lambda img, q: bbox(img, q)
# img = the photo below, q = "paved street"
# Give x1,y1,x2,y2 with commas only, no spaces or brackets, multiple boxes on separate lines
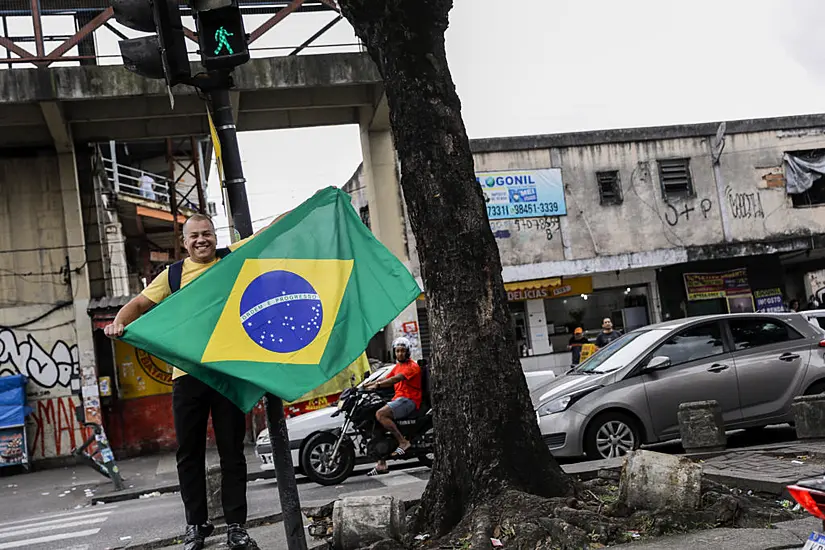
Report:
0,423,818,549
0,465,429,549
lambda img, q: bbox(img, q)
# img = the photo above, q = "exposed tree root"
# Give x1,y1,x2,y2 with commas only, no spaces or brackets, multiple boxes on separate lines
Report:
389,476,805,550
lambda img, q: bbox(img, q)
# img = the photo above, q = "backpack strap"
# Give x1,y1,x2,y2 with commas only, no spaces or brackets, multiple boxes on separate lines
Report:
168,247,232,294
168,260,185,294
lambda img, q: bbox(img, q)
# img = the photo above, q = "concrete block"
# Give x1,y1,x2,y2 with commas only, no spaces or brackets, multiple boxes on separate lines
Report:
793,395,825,439
205,463,223,520
619,450,703,511
678,400,726,452
332,496,405,550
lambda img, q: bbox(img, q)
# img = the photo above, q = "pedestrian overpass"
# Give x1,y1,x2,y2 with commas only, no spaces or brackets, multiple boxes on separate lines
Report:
0,1,416,461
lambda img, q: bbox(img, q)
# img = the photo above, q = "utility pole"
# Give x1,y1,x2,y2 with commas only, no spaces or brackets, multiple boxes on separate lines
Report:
209,83,308,550
111,1,307,548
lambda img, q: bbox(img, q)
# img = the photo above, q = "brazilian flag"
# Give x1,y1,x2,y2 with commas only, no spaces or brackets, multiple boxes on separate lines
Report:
121,187,421,413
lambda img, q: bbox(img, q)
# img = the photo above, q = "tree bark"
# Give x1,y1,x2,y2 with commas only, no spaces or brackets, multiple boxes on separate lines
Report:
338,0,572,537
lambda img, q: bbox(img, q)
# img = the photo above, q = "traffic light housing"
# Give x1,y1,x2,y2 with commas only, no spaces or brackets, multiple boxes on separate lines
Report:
112,0,191,86
192,0,250,71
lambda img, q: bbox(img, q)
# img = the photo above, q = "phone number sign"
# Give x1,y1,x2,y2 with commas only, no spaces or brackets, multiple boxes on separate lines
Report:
479,169,567,220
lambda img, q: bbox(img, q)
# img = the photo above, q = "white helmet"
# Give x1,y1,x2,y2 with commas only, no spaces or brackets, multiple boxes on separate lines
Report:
391,337,411,361
392,336,411,350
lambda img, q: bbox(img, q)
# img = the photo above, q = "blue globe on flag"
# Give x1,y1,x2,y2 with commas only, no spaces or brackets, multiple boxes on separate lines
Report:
239,270,323,353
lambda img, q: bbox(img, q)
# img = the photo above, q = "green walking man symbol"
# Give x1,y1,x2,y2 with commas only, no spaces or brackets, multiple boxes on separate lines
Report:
214,26,235,55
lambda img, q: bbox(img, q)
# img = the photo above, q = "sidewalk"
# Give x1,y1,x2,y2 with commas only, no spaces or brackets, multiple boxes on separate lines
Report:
615,517,820,549
563,434,825,496
90,444,273,503
151,518,326,549
142,511,820,550
0,444,272,506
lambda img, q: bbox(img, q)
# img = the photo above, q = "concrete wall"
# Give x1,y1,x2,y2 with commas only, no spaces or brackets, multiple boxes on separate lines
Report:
401,124,825,282
0,152,95,461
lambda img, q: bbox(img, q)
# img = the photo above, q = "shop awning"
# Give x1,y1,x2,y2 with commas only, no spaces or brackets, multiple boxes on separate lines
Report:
503,278,562,292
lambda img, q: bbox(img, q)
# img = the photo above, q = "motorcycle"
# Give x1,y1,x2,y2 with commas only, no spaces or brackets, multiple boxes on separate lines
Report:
788,478,825,549
298,387,434,486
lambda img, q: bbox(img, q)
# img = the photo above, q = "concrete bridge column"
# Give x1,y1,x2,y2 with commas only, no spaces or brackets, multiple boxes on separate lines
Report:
359,103,423,361
44,95,98,402
57,148,97,386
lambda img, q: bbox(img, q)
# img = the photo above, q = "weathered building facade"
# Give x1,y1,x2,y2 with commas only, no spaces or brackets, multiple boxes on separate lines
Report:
352,114,825,369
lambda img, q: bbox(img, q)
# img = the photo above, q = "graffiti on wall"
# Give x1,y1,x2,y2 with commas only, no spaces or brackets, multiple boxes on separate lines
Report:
725,186,765,219
490,217,560,241
664,199,713,227
0,329,78,390
28,395,90,458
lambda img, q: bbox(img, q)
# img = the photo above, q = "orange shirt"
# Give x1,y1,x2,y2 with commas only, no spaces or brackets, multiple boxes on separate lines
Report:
389,360,422,409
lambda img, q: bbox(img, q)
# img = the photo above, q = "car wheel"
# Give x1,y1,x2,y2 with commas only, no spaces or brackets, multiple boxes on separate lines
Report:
417,451,434,468
300,431,355,486
417,428,434,468
584,412,640,460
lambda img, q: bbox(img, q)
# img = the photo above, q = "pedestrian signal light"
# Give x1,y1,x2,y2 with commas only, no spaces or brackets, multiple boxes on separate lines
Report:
194,3,249,70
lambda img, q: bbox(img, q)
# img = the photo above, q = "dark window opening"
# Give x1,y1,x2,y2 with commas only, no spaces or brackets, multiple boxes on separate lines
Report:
788,149,825,208
658,158,694,199
597,171,623,205
792,175,825,207
359,205,371,229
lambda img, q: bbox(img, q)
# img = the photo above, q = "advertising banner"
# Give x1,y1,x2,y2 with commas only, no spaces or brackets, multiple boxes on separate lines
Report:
506,277,593,302
754,288,785,312
479,169,566,220
115,341,174,399
0,428,25,466
684,269,750,301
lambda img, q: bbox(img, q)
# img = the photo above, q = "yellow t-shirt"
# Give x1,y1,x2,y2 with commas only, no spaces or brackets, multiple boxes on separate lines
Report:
141,239,249,380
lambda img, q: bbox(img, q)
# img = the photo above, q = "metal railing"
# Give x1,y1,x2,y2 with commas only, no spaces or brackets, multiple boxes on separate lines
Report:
100,155,199,211
0,0,360,69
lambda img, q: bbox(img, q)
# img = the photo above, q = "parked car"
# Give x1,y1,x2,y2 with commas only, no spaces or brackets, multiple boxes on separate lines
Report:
531,313,825,460
802,309,825,332
255,365,558,472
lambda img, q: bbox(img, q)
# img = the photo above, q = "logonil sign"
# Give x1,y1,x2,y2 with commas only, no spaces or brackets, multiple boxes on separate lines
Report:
479,169,567,220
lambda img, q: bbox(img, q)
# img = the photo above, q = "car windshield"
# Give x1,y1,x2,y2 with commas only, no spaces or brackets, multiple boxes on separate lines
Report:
575,329,668,374
358,367,391,387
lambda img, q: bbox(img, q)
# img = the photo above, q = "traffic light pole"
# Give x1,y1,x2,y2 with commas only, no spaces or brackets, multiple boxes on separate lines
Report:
208,85,308,550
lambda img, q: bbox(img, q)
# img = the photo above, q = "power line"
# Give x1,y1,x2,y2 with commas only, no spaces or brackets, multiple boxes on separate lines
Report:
0,301,72,330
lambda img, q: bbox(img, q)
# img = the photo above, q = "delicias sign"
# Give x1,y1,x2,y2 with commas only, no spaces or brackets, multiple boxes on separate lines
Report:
506,277,593,302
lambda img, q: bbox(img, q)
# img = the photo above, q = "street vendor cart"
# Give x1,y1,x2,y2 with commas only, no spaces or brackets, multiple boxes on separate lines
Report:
0,375,31,470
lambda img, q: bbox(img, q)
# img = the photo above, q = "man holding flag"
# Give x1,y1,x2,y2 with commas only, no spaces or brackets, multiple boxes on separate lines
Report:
105,213,271,550
104,188,421,550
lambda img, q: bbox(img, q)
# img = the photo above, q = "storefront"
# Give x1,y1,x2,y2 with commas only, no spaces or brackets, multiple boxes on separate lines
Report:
505,276,653,368
657,255,790,320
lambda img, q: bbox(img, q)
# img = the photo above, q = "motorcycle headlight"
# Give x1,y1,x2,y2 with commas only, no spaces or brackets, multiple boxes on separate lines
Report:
537,395,573,417
337,399,345,410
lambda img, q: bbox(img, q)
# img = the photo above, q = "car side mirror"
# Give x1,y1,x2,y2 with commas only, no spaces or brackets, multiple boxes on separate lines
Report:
644,356,671,372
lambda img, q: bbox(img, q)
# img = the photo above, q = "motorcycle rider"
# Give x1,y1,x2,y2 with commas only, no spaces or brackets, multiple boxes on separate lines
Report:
363,337,422,476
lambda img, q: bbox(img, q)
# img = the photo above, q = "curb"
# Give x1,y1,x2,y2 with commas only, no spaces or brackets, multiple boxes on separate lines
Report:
92,470,279,504
125,513,283,549
703,471,790,496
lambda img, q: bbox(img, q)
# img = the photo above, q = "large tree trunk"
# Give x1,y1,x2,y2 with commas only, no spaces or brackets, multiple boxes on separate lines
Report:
338,0,572,537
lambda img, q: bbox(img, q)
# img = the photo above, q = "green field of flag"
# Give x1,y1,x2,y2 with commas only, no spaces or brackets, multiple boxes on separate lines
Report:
121,187,421,412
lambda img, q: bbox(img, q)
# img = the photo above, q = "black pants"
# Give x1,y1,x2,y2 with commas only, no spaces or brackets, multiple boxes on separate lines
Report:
172,375,247,525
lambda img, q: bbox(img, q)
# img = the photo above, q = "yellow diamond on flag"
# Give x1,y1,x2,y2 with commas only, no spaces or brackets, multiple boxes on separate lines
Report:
201,258,354,365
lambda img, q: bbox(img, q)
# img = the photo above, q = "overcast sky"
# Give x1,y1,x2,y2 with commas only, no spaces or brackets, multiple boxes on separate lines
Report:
14,0,825,243
207,0,825,244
